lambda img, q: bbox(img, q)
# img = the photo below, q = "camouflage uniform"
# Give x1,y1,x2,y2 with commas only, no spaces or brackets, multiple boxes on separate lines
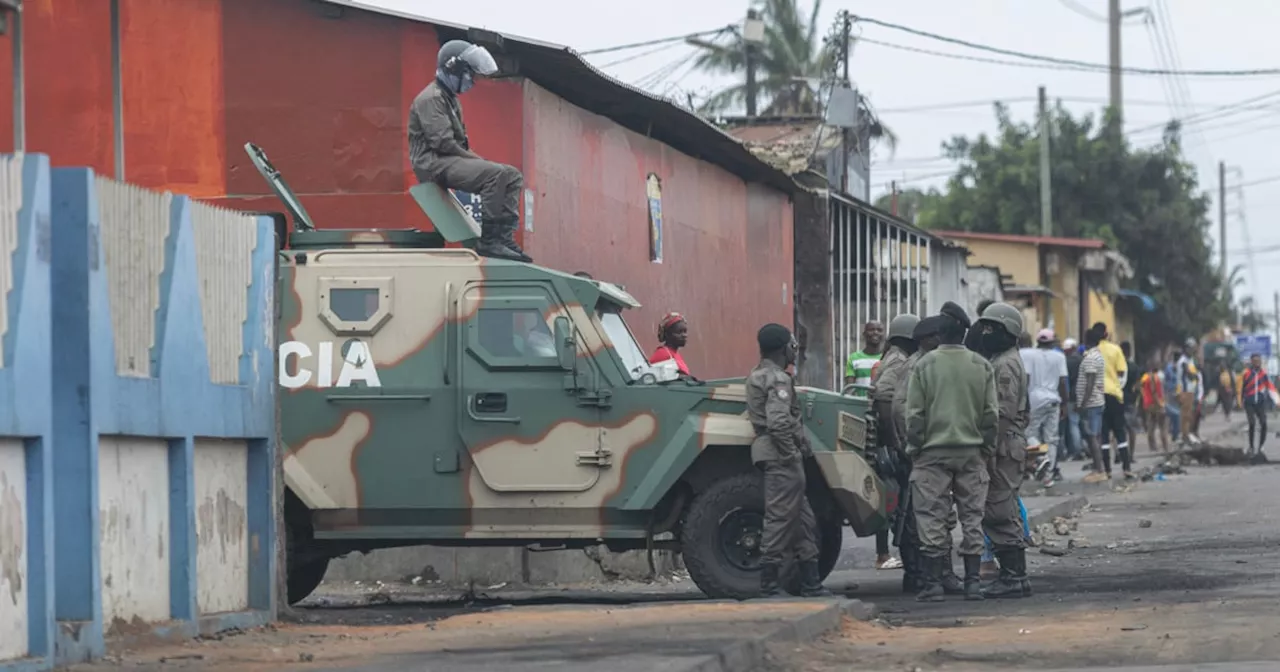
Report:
976,303,1033,599
747,359,819,571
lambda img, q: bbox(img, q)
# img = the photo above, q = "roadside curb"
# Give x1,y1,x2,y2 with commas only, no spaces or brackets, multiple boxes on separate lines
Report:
1028,495,1090,530
681,598,879,672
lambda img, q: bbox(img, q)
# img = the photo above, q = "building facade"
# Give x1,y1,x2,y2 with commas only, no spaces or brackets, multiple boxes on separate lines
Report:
0,0,797,378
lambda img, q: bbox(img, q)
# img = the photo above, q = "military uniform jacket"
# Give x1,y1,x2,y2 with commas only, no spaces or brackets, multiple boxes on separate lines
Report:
408,81,471,180
870,347,910,404
991,347,1030,442
746,359,810,463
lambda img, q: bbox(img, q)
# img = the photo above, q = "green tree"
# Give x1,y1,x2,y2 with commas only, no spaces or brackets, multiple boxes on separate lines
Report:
690,0,895,151
913,104,1228,348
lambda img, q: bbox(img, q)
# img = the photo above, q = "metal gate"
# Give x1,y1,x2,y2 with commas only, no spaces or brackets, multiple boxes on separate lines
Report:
828,194,937,391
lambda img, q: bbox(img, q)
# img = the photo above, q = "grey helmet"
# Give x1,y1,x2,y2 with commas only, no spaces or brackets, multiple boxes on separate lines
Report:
437,40,499,94
978,302,1024,337
888,313,921,341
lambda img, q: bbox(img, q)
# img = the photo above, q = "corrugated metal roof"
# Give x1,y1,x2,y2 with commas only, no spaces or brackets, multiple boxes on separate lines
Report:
721,118,842,176
934,230,1106,249
317,0,798,194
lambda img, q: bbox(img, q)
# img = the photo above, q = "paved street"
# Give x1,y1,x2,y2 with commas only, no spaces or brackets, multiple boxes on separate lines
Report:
764,421,1280,672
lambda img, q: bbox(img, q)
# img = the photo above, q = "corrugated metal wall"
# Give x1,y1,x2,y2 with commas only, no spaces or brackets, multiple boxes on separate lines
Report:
96,176,169,378
522,82,794,378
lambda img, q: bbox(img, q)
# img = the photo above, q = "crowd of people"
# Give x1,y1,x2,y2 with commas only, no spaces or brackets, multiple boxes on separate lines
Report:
641,297,1275,602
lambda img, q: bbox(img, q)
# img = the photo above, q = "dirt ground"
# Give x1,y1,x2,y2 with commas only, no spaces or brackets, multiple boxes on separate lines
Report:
68,600,830,671
762,459,1280,672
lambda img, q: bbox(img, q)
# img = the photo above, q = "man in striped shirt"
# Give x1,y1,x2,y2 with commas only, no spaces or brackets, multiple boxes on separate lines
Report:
845,321,886,396
1075,331,1109,483
1241,353,1276,456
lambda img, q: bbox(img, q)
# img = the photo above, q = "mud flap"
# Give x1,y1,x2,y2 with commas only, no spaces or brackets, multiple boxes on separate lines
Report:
812,451,895,537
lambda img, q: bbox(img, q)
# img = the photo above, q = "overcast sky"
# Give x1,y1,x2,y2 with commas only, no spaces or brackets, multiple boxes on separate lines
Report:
369,0,1280,324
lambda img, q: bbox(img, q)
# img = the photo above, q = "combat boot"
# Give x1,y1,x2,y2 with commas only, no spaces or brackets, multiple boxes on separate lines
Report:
475,222,526,262
961,554,984,601
495,216,533,263
982,548,1029,599
939,557,964,596
915,555,945,603
759,563,781,598
799,559,834,598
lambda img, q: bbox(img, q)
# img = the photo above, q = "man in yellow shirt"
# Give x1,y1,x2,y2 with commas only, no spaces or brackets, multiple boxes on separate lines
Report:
1090,322,1131,479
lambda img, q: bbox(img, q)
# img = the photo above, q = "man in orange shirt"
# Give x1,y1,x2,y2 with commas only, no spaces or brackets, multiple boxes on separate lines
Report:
1139,359,1170,453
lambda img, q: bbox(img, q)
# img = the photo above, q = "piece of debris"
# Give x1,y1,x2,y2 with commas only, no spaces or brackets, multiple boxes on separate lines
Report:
1019,628,1032,635
487,582,508,591
1105,542,1119,550
1069,537,1091,549
299,652,315,662
1121,624,1148,631
159,654,205,662
1040,546,1069,557
1138,519,1153,528
411,575,423,586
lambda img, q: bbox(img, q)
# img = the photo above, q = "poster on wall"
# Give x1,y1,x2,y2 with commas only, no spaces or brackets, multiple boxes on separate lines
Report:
646,173,663,263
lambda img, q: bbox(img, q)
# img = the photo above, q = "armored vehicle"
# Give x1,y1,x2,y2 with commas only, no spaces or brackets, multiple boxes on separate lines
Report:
246,143,896,605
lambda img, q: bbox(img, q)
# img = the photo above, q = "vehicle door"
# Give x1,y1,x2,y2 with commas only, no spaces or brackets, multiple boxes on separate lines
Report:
457,281,607,493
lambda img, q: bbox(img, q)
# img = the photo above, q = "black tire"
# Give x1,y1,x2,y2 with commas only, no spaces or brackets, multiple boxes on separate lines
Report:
681,472,840,600
285,502,328,605
682,472,772,600
287,556,329,605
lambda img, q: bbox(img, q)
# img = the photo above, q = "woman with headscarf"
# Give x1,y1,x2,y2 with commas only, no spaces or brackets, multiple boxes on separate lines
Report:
650,312,691,376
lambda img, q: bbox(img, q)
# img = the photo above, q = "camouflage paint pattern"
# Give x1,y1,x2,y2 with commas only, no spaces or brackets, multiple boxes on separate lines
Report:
250,141,892,551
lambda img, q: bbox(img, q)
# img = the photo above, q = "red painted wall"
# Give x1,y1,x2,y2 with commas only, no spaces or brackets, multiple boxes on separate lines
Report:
522,83,794,379
206,0,524,240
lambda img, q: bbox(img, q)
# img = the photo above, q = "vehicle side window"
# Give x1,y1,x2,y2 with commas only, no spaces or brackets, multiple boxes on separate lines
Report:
318,277,392,336
465,287,561,369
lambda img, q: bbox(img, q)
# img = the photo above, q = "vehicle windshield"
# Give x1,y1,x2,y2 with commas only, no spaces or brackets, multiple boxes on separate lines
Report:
598,308,653,381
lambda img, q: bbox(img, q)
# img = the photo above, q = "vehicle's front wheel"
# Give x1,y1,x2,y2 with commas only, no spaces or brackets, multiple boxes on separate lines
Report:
285,498,329,605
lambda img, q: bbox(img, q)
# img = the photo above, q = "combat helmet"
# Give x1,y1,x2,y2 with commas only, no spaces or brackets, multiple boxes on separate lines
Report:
978,302,1024,336
888,313,921,341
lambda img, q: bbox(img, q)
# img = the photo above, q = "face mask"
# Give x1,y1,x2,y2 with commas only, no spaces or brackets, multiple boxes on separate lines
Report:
981,330,1016,355
457,70,475,94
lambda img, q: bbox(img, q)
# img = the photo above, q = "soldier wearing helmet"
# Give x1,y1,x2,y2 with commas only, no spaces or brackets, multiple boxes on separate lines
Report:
870,313,921,456
408,39,532,263
974,302,1032,599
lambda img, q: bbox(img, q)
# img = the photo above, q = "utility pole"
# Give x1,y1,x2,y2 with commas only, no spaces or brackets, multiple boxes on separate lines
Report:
743,9,764,117
1108,0,1123,125
1219,161,1227,280
890,181,898,216
1273,291,1278,370
838,10,852,193
1038,86,1052,238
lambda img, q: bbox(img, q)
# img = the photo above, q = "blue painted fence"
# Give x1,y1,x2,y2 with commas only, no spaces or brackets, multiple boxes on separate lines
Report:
0,155,277,671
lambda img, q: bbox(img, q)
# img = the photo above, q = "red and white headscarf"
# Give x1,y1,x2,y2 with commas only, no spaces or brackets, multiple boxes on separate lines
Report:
657,312,686,342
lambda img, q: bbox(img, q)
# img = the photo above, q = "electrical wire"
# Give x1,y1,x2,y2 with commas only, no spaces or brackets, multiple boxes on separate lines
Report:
597,41,686,69
853,15,1280,77
579,27,734,56
1234,173,1280,189
1126,88,1280,134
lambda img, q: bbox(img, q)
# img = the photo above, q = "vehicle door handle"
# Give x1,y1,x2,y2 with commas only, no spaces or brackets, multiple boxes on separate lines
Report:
468,393,520,424
475,393,507,412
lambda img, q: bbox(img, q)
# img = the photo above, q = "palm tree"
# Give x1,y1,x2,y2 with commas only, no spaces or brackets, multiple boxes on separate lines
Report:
689,0,896,152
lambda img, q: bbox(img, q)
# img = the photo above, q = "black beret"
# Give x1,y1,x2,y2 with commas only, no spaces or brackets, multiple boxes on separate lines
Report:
939,301,971,329
757,323,792,352
912,315,947,340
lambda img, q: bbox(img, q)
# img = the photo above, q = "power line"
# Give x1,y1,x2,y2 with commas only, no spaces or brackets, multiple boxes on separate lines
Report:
874,94,1234,114
853,15,1280,77
1235,173,1280,189
1057,0,1107,22
579,27,734,56
1126,88,1280,134
597,41,685,69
